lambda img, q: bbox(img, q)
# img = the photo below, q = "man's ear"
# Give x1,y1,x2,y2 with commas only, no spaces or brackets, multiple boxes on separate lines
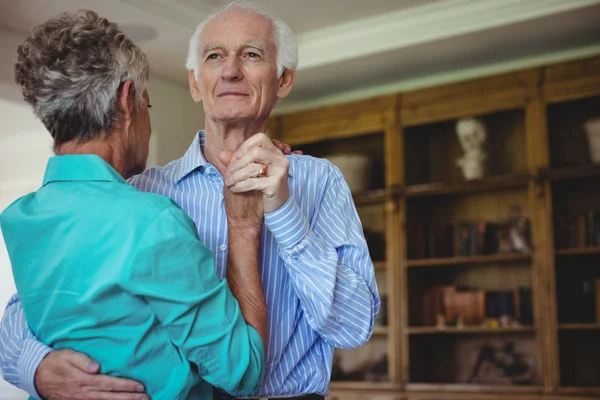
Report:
118,80,136,122
277,69,295,99
189,71,202,103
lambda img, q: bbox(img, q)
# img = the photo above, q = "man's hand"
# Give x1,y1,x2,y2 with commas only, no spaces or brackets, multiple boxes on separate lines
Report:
272,138,302,155
35,350,147,400
224,133,290,214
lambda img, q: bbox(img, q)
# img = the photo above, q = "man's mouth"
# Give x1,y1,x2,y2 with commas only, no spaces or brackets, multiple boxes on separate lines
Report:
218,91,249,97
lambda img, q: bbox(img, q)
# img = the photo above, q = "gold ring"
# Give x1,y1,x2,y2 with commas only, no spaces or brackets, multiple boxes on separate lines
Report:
257,164,267,177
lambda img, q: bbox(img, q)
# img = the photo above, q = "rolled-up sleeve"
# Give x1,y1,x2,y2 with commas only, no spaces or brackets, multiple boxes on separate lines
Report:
125,206,264,396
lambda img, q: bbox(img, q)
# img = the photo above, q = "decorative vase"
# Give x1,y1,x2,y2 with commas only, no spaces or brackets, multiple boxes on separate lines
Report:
324,153,372,194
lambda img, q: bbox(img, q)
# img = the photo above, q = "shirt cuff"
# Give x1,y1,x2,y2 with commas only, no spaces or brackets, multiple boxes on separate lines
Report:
18,338,52,400
264,197,309,251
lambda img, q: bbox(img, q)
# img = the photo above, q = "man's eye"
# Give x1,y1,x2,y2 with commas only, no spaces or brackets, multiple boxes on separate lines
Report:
207,53,219,60
246,52,259,58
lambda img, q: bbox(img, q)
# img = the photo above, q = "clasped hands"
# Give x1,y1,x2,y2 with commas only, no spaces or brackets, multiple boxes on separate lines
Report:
219,133,297,220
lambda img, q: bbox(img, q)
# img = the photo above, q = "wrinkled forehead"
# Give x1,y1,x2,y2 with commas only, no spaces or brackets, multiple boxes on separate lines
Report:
200,9,275,51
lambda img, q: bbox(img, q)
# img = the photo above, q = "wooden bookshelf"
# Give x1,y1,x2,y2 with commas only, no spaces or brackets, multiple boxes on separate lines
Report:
273,54,600,399
408,326,534,335
559,323,600,330
406,253,531,268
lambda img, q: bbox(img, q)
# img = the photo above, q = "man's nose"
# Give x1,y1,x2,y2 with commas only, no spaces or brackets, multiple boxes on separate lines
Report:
221,56,243,81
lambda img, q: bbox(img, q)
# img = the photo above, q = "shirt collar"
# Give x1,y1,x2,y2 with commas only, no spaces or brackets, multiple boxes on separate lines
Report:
42,154,128,186
173,129,294,184
174,130,208,184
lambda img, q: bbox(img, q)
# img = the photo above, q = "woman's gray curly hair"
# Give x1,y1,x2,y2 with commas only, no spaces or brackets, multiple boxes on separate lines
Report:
14,9,149,152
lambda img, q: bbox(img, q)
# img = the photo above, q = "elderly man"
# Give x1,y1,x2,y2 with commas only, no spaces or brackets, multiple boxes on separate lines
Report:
1,1,380,400
1,8,268,400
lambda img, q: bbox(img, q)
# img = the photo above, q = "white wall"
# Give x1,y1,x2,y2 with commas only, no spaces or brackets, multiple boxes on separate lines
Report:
147,78,205,166
0,27,204,399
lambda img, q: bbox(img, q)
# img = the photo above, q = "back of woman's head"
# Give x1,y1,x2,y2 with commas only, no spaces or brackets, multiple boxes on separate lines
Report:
14,9,149,152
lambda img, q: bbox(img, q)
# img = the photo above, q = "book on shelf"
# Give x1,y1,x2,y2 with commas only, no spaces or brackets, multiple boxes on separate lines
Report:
410,219,531,259
422,285,533,328
556,209,600,249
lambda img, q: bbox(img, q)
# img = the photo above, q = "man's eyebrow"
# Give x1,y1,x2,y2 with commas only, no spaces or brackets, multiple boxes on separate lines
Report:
202,44,222,55
202,42,266,55
243,42,264,52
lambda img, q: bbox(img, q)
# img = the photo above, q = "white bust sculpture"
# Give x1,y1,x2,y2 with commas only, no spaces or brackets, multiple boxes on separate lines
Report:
455,117,487,180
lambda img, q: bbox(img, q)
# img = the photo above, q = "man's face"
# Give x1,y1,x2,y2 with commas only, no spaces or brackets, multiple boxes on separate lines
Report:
128,89,151,175
192,10,286,122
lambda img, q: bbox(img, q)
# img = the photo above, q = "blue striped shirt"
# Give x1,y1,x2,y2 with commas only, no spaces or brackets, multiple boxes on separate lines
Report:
1,130,380,397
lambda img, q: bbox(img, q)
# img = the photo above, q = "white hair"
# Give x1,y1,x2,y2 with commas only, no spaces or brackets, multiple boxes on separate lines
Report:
185,0,298,78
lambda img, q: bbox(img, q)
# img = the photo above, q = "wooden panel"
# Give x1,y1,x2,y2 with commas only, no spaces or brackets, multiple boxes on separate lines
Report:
401,69,539,127
382,96,405,386
278,95,395,145
543,55,600,103
525,95,559,393
525,97,559,392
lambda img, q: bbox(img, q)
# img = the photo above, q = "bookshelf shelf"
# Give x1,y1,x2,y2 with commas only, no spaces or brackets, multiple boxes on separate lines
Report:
373,326,389,335
556,247,600,256
408,326,534,335
352,187,403,206
406,253,531,268
352,189,387,206
329,381,401,391
547,164,600,181
405,173,529,198
558,323,600,330
406,383,542,394
558,386,600,395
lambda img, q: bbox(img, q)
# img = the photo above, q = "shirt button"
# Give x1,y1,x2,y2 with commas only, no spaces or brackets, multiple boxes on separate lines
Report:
220,244,227,251
205,167,212,174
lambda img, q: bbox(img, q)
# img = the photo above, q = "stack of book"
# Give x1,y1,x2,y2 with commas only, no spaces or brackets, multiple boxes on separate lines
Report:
410,219,531,259
556,209,600,249
422,285,533,327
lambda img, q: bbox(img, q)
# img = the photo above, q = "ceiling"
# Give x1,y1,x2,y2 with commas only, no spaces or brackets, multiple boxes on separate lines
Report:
0,0,599,113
